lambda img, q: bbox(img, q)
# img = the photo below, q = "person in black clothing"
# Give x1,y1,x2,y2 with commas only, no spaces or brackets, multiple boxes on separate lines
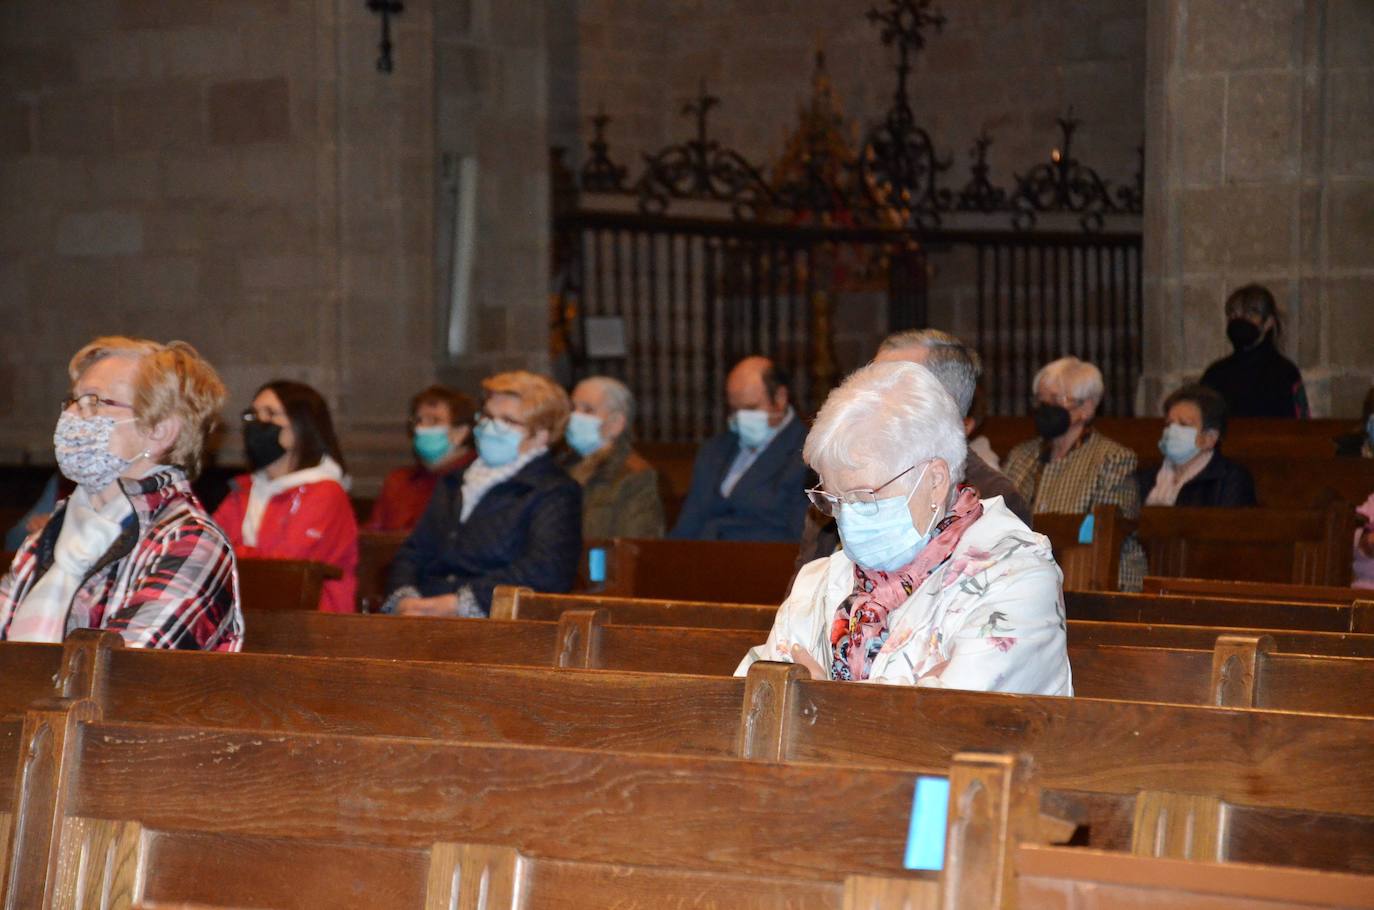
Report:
1335,386,1374,458
1137,384,1256,507
1200,284,1309,419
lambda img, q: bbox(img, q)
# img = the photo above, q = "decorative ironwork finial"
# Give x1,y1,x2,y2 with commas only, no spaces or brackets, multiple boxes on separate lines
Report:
866,0,946,106
683,80,721,150
366,0,404,73
580,106,628,192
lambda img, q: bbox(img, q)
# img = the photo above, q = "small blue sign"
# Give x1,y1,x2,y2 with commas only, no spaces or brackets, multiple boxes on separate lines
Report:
587,547,607,584
1077,512,1095,544
903,776,950,871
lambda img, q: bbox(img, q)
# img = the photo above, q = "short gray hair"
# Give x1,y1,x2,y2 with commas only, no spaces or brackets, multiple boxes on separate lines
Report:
877,328,981,416
1033,356,1104,405
804,360,967,491
579,375,635,424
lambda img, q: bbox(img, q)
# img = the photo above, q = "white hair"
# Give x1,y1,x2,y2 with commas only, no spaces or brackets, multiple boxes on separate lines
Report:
579,375,634,423
804,360,967,492
1033,356,1104,405
877,328,981,416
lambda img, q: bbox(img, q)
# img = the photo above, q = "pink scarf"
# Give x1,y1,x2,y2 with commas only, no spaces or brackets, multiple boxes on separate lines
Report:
829,486,984,681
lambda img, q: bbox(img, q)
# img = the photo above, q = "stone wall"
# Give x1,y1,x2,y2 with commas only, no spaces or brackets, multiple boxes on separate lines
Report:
1141,0,1374,417
0,0,438,490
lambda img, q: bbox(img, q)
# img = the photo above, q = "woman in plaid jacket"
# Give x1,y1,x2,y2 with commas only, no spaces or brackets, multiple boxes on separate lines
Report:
0,337,242,650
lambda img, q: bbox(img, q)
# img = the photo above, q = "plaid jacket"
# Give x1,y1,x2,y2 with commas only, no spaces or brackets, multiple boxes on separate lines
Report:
0,468,243,650
1003,430,1148,592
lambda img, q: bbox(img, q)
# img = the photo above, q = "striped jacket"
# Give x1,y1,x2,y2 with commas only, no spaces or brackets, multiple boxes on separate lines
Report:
0,468,243,650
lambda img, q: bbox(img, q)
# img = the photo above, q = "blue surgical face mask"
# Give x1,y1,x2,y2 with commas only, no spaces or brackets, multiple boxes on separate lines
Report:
1366,414,1374,446
473,418,523,468
412,425,454,467
1159,423,1200,465
729,408,771,449
566,412,605,458
835,463,939,572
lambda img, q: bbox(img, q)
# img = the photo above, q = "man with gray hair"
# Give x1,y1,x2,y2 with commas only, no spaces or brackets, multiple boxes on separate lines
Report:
796,329,1031,568
563,376,665,540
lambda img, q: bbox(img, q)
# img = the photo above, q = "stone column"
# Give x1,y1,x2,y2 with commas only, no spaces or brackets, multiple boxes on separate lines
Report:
1141,0,1374,416
435,0,551,394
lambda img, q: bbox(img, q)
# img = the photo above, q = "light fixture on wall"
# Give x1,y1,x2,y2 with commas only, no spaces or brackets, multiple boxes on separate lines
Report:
366,0,404,73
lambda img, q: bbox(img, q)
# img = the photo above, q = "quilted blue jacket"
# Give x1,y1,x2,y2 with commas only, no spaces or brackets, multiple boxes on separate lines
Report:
386,453,582,614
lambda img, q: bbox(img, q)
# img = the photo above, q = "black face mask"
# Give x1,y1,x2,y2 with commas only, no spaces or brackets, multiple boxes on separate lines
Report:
1226,317,1263,351
1033,403,1072,440
243,421,287,470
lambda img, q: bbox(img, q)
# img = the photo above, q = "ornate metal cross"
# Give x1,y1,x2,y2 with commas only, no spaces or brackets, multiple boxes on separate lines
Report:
366,0,404,73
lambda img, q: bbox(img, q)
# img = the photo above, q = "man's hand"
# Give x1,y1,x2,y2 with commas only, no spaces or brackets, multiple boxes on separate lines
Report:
395,595,460,617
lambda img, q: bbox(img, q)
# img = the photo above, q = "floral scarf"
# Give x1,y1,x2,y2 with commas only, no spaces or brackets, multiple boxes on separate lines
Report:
829,485,984,681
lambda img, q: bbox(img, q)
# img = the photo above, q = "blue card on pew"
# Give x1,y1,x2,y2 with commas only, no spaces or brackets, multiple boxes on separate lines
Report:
904,776,950,871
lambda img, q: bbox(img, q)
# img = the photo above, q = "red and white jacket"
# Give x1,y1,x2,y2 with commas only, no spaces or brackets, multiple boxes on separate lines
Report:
212,457,359,614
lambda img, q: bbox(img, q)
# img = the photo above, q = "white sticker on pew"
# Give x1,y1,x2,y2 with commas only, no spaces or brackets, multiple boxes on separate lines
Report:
903,776,949,871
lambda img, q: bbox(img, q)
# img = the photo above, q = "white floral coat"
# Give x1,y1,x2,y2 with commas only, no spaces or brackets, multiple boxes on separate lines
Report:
735,497,1073,695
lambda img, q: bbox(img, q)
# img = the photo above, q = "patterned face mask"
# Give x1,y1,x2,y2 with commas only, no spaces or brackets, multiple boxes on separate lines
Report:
54,412,135,494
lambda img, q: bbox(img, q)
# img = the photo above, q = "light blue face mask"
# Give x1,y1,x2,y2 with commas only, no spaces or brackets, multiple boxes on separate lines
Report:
1159,423,1200,465
473,417,523,467
836,463,939,572
566,412,605,458
412,425,454,467
729,408,771,449
1366,414,1374,446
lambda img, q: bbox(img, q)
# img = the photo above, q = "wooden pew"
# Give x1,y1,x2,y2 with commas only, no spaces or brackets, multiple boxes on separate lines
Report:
1137,504,1357,586
239,609,1374,716
496,585,1374,656
1143,575,1373,606
592,537,798,602
355,529,408,612
1067,589,1374,633
5,658,1374,904
1031,505,1133,592
236,556,344,612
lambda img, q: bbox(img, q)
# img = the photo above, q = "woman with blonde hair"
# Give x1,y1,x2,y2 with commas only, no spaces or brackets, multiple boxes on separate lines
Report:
0,336,242,649
384,370,582,617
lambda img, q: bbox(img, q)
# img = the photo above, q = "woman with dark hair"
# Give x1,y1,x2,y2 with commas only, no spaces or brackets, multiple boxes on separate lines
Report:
1336,386,1374,458
213,380,358,613
1200,284,1309,418
1136,384,1256,508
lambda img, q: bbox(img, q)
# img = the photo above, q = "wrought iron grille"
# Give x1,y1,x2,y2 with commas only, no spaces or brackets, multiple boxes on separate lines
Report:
549,0,1144,441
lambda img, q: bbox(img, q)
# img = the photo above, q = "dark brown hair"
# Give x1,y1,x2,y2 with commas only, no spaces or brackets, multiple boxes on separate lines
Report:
256,380,346,473
1164,383,1230,439
408,384,476,432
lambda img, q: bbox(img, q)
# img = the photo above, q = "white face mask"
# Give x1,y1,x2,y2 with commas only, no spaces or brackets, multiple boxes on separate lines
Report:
54,412,136,493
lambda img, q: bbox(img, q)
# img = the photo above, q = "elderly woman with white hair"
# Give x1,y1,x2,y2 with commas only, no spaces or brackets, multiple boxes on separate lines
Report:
562,375,665,540
736,361,1071,695
1003,356,1146,590
0,336,242,650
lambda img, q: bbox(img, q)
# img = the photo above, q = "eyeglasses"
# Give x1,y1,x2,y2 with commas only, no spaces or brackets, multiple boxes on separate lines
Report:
61,393,133,418
477,413,526,430
240,408,285,425
805,464,917,518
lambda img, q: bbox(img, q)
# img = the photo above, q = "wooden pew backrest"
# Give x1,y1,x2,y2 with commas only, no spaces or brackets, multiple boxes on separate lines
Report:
1136,504,1356,586
597,538,797,603
356,529,408,612
1034,505,1132,591
237,557,344,612
1142,575,1371,606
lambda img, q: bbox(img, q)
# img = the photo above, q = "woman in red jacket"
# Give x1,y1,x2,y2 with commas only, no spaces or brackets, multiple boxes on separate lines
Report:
213,381,358,613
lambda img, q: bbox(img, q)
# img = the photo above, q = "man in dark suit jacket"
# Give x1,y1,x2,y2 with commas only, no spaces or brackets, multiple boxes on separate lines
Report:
669,356,809,542
794,329,1033,571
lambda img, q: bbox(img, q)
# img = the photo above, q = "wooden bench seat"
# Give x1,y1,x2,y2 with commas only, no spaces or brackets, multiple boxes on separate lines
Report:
9,701,1374,909
237,557,344,613
495,585,1374,656
238,609,1374,716
1143,575,1374,605
1068,589,1374,633
2,636,1374,862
